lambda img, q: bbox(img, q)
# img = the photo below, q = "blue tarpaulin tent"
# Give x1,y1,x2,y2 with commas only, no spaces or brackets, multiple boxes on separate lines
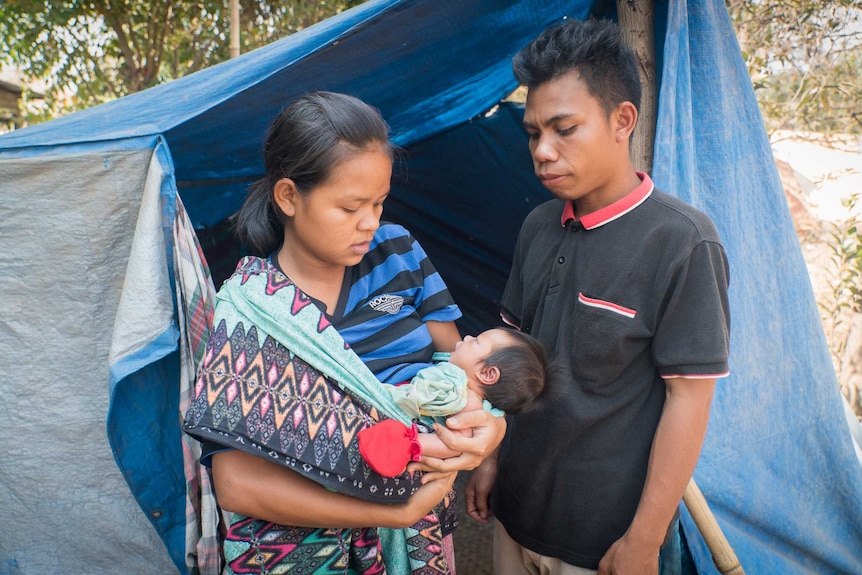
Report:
1,0,860,573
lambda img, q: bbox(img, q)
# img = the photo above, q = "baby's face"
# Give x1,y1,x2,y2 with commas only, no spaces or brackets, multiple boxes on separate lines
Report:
448,328,511,371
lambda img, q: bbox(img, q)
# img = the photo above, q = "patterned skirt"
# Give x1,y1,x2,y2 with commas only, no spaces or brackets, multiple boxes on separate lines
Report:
223,517,386,575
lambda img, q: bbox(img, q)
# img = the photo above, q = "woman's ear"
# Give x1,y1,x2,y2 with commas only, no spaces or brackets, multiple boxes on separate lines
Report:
478,364,501,386
613,101,638,142
273,177,298,217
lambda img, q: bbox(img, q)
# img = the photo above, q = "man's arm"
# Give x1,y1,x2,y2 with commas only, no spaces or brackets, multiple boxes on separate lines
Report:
464,446,500,523
599,376,716,575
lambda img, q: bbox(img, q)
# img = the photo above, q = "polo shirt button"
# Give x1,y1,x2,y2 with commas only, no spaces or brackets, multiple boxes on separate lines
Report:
558,256,566,264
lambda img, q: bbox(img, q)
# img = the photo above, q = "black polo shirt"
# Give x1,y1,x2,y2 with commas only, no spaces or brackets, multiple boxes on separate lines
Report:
492,174,730,569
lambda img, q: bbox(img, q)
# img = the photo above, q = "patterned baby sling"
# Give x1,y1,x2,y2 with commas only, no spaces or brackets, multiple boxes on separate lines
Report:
183,256,451,574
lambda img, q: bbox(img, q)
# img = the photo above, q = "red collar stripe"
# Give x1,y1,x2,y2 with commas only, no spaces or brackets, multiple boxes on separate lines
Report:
561,172,655,229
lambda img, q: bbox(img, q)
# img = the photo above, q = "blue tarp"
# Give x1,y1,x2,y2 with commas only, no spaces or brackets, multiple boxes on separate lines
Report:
1,0,860,573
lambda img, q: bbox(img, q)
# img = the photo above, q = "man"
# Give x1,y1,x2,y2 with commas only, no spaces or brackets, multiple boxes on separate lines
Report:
464,18,731,575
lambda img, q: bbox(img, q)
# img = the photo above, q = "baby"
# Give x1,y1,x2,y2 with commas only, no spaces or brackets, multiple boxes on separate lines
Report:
358,327,548,477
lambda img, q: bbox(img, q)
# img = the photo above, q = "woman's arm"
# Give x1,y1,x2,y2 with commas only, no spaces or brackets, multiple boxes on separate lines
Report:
426,320,461,352
212,449,456,529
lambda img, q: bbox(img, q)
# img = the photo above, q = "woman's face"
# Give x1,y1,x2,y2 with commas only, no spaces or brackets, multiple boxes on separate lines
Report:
285,146,392,269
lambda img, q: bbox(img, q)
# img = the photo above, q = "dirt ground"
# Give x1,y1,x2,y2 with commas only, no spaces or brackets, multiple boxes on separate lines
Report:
452,471,494,575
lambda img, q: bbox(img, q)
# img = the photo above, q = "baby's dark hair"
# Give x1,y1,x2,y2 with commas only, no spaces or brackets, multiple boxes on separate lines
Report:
482,329,548,414
512,18,641,117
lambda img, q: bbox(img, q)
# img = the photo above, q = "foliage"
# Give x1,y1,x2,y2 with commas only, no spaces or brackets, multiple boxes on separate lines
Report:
729,2,862,420
819,192,862,416
0,0,367,120
726,0,862,139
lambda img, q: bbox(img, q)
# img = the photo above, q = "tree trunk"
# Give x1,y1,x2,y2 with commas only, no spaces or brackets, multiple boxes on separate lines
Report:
616,0,658,174
230,0,241,58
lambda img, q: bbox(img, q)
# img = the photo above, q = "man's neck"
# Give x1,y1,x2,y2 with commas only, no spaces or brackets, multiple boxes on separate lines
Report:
573,169,642,218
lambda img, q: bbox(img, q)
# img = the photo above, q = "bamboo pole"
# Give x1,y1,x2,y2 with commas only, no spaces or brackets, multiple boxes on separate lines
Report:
684,479,746,575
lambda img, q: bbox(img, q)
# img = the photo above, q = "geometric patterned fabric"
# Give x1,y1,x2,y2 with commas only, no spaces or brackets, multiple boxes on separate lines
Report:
182,256,449,573
221,513,451,574
223,518,386,574
183,256,423,501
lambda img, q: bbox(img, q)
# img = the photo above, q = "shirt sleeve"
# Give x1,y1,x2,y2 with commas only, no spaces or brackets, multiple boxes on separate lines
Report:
385,363,469,417
653,239,731,379
199,438,232,467
500,231,526,329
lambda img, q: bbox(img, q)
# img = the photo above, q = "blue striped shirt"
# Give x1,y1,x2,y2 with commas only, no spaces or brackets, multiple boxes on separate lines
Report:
336,223,461,383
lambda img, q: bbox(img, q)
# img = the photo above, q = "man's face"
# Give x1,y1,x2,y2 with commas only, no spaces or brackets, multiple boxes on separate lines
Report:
523,71,623,211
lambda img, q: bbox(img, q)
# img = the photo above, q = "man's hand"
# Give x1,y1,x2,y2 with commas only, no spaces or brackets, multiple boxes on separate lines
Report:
597,535,659,575
407,409,506,481
465,455,498,523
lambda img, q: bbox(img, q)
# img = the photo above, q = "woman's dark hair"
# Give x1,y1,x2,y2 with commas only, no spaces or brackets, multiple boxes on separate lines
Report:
234,91,394,255
512,18,642,117
482,329,549,414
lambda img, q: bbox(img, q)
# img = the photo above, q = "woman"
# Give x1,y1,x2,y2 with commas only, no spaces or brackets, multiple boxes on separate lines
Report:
184,91,506,574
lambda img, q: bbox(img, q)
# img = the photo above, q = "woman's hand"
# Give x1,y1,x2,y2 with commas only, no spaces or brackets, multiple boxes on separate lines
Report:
389,470,458,528
408,409,506,481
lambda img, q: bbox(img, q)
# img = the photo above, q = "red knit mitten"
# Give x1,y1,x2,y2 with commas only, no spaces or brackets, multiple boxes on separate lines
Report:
358,419,421,478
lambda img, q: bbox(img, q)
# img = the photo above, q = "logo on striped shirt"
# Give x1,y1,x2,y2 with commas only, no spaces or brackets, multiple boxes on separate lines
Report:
369,294,404,314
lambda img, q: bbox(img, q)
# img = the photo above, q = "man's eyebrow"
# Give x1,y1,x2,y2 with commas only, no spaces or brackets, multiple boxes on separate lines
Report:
523,113,574,129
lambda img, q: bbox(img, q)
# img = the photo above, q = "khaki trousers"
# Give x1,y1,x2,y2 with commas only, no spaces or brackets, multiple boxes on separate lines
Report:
493,520,598,575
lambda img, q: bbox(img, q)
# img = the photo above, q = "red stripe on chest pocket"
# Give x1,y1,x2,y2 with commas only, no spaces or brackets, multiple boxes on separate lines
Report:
577,292,637,319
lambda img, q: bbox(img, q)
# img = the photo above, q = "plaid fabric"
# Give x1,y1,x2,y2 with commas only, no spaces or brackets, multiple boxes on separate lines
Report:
173,195,222,575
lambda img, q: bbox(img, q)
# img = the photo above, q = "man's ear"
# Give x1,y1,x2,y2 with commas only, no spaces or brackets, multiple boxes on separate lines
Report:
273,177,299,217
613,101,638,142
478,364,501,386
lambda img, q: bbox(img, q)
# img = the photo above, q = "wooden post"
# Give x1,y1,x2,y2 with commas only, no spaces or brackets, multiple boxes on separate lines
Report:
616,0,658,174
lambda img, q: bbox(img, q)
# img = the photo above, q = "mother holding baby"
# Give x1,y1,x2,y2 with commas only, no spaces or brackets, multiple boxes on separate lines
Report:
183,91,506,574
